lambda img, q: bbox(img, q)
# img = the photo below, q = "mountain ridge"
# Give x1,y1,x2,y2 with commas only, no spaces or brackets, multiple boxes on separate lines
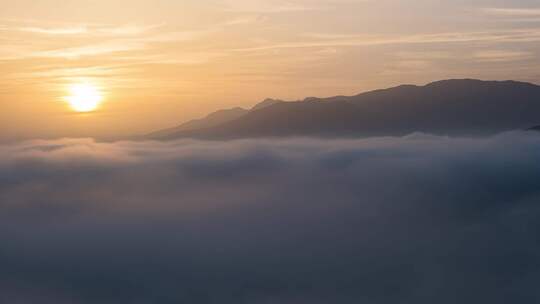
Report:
148,79,540,140
146,98,285,138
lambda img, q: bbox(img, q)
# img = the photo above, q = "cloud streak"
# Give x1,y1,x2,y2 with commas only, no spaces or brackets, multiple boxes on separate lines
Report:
1,133,540,303
234,29,540,53
16,23,163,36
483,8,540,17
473,50,533,62
18,26,89,35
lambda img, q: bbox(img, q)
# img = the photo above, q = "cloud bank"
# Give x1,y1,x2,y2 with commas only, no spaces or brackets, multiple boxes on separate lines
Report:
1,133,540,303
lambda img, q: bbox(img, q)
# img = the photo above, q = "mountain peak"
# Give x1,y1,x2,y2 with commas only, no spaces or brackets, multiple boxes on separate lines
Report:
426,79,483,86
252,98,284,111
425,79,536,88
147,107,248,139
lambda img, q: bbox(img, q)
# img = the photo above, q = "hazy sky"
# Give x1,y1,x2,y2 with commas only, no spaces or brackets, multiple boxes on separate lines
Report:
1,0,540,139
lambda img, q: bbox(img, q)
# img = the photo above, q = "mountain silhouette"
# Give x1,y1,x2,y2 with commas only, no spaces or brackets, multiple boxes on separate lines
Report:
148,107,248,138
149,79,540,140
147,98,285,138
251,98,284,111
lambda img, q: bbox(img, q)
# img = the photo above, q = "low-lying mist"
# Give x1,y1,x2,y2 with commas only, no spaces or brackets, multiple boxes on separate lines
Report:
1,133,540,303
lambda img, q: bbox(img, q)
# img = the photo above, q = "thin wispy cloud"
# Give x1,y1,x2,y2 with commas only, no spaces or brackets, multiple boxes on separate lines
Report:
18,26,89,35
219,0,322,13
96,24,164,35
9,66,137,80
480,7,540,22
13,23,162,36
31,41,145,59
473,50,533,62
0,19,239,61
233,29,540,53
219,0,369,13
483,8,540,17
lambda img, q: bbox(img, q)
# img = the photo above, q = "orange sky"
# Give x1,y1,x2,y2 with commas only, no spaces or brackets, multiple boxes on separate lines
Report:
1,0,540,140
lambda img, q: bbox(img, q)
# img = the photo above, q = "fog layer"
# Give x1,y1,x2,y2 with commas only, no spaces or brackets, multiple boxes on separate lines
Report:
1,133,540,303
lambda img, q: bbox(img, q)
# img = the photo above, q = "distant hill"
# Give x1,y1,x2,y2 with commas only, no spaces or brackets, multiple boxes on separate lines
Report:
148,79,540,140
147,98,286,138
252,98,284,111
147,107,248,138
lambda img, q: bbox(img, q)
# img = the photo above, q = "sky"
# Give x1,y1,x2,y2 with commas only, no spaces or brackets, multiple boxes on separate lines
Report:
1,0,540,140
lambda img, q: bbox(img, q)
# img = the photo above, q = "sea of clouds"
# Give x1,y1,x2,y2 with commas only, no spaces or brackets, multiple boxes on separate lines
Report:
1,132,540,303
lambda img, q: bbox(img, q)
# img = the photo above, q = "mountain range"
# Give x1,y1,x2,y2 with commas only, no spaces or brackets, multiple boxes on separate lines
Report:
147,79,540,140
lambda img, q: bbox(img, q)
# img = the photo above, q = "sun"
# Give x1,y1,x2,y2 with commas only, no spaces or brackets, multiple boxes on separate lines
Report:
65,83,103,112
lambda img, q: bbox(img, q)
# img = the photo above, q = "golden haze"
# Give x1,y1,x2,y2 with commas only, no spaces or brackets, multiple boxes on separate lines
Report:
0,0,539,139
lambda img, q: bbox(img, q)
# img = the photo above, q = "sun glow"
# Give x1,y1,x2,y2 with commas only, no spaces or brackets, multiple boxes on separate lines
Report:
65,83,103,112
